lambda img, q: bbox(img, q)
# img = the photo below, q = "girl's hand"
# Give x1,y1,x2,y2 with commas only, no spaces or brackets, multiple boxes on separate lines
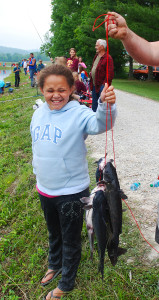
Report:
100,83,116,105
105,12,128,41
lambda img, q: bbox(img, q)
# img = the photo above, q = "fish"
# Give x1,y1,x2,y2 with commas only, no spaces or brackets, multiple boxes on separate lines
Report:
85,208,94,260
81,159,127,278
102,160,127,266
80,182,106,263
155,201,159,244
92,189,108,279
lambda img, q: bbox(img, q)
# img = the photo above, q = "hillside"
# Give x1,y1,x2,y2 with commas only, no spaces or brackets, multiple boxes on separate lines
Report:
0,45,39,54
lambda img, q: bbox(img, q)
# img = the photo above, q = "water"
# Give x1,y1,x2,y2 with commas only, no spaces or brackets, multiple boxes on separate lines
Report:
0,69,11,81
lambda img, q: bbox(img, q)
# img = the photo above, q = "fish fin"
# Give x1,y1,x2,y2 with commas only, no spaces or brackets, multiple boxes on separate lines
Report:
117,247,127,257
109,159,114,163
120,190,128,199
80,197,90,204
155,225,159,244
80,197,93,210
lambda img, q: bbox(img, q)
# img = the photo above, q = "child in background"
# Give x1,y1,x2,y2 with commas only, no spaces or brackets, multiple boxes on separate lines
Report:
13,63,21,87
67,48,79,72
30,64,117,300
72,72,86,95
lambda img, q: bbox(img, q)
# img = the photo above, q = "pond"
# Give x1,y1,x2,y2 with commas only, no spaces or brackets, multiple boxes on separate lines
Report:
0,69,11,81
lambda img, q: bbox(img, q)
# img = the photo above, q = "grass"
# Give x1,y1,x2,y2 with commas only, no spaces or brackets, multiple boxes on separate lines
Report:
0,72,159,299
113,78,159,101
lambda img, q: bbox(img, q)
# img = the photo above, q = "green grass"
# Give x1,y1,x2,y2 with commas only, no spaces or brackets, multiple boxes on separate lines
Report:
113,78,159,101
0,73,159,299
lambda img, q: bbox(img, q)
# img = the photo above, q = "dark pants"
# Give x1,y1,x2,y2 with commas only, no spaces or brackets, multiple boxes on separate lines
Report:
39,187,89,292
24,68,27,75
92,84,104,112
15,75,20,87
29,69,35,87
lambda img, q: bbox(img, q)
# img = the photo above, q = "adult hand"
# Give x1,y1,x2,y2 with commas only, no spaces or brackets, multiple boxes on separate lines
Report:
100,83,116,105
105,12,128,40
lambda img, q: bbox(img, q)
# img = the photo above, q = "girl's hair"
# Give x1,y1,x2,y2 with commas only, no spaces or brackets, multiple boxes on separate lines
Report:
70,48,76,53
55,56,67,66
38,64,75,90
78,66,85,73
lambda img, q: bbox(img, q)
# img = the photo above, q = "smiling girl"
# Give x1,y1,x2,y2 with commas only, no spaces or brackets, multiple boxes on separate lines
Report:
30,64,117,300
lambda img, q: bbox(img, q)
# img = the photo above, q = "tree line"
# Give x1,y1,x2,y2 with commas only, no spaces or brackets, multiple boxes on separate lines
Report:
0,52,50,63
41,0,159,77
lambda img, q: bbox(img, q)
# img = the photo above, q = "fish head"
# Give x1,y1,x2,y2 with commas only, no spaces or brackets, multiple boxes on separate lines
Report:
103,161,120,190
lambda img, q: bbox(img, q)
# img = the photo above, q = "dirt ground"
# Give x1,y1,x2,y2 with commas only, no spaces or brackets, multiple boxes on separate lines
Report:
86,89,159,262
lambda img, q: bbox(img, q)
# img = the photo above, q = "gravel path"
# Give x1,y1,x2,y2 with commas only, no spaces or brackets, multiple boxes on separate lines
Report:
86,89,159,262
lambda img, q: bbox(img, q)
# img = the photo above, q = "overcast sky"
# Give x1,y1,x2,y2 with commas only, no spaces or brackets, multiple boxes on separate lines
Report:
0,0,52,50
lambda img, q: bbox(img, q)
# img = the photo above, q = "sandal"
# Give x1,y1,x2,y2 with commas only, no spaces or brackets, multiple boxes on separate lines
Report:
43,289,63,299
41,268,62,287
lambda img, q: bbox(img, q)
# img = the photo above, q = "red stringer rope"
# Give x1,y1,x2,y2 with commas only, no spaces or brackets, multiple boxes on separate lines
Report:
93,14,159,254
122,198,159,254
93,14,116,167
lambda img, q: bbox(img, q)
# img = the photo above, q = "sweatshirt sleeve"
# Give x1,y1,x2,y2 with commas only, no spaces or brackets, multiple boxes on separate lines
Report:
77,99,117,135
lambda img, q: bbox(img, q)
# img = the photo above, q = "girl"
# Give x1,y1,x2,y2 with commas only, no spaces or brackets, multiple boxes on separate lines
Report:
66,48,79,72
30,64,117,300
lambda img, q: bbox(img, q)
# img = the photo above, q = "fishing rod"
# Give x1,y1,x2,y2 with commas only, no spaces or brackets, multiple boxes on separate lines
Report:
29,16,44,44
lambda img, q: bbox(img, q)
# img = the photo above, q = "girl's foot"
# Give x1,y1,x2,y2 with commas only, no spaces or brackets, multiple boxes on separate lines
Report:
41,268,63,286
46,287,66,299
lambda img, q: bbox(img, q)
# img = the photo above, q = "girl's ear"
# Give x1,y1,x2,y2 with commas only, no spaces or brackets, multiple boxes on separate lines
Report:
40,87,44,94
71,85,75,94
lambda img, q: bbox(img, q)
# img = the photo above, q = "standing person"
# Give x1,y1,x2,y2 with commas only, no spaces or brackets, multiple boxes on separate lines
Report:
27,53,36,87
23,59,27,75
0,80,5,94
37,60,45,72
78,56,87,72
106,12,159,66
30,64,117,300
90,39,114,112
67,48,79,72
13,63,21,87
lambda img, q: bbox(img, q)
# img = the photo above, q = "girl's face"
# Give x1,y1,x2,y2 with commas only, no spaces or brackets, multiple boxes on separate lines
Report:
70,49,76,58
41,75,74,111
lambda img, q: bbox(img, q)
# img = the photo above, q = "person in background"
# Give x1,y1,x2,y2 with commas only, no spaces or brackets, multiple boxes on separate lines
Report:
78,56,87,72
67,48,79,72
72,72,87,96
30,64,116,300
106,11,159,66
37,60,45,72
55,56,67,66
78,66,88,82
90,39,114,112
23,59,27,75
27,53,36,87
0,80,5,94
13,63,21,87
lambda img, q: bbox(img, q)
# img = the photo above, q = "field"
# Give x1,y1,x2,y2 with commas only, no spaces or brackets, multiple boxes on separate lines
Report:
0,71,159,299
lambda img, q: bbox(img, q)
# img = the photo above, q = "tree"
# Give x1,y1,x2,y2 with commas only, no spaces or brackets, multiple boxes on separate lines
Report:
116,2,159,79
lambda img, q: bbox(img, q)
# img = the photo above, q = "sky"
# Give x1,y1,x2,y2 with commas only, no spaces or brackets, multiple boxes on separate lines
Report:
0,0,52,50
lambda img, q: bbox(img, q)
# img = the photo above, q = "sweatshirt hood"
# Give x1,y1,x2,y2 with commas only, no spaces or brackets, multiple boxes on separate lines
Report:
44,100,79,114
